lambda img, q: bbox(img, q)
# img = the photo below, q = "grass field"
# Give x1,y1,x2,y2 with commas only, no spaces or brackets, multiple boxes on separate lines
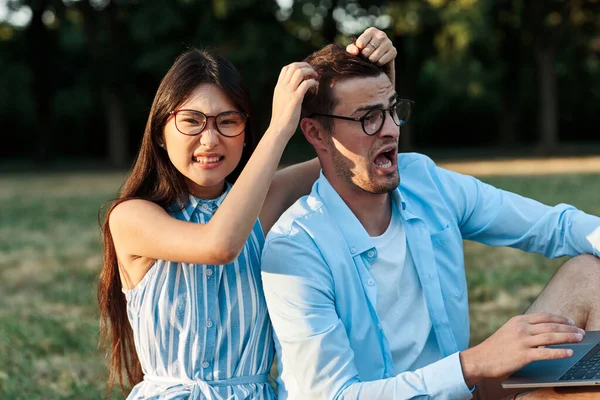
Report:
0,170,599,399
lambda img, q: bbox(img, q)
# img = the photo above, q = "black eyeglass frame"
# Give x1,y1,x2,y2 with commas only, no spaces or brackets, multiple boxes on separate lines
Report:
308,98,414,136
169,109,249,138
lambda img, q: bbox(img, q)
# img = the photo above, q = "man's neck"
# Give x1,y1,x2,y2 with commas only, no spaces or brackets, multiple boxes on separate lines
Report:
333,182,393,237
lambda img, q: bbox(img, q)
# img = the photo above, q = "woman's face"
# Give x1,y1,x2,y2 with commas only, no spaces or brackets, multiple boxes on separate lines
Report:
163,83,246,199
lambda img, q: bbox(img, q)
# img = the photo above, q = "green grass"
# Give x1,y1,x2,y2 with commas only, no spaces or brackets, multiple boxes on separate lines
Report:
0,172,125,400
0,171,598,399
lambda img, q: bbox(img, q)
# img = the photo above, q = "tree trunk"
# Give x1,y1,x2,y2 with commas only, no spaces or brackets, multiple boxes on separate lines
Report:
394,33,416,152
103,87,128,168
26,0,54,162
529,0,559,153
534,46,559,153
322,0,339,44
496,0,521,147
79,0,129,168
103,2,128,167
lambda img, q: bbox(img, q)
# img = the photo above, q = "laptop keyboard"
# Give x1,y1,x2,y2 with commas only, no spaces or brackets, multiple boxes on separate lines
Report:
559,343,600,381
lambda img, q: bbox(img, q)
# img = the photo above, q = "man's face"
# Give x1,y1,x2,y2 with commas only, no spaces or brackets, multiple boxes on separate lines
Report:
324,73,400,195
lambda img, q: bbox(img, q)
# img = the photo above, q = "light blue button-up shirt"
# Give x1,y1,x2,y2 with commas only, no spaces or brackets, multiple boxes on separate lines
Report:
261,153,600,400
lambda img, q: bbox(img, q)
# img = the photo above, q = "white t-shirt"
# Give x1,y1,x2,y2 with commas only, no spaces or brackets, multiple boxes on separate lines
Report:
369,201,441,374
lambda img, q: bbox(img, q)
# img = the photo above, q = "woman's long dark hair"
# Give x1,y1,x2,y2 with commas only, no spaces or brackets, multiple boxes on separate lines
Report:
97,49,257,396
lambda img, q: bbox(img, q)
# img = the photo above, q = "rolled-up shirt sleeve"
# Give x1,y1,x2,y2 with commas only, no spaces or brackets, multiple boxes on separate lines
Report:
434,167,600,258
261,235,473,400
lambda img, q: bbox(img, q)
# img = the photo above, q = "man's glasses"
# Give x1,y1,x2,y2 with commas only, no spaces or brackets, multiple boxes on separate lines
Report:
308,98,414,136
170,109,248,137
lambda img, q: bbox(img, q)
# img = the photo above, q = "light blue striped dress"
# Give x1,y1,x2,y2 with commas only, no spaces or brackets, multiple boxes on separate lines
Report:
123,186,275,399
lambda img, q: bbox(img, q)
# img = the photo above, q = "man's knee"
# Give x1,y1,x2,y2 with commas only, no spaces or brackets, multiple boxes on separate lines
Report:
527,255,600,324
555,254,600,285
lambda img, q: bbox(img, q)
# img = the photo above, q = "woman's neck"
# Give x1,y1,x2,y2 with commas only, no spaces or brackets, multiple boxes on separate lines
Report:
187,180,226,200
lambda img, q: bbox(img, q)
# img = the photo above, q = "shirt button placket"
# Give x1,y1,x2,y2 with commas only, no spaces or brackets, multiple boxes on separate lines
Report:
203,265,217,378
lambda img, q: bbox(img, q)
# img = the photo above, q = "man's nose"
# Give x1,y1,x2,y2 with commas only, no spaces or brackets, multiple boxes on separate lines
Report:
378,111,400,139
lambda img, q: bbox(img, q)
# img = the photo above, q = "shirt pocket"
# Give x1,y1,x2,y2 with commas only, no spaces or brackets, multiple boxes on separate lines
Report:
430,226,466,299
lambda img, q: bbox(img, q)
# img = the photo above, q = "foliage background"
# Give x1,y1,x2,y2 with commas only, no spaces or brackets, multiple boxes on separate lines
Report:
1,0,599,167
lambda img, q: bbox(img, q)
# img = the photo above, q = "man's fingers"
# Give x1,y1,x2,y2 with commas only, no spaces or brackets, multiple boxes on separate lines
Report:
528,331,584,349
529,346,574,362
355,27,378,49
376,52,395,67
346,43,360,55
528,322,585,336
367,45,390,63
522,312,575,326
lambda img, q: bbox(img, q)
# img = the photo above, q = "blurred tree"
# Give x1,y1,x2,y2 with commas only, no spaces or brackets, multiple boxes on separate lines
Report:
524,0,599,153
21,0,58,162
74,0,132,167
493,0,524,147
386,0,440,151
0,0,598,165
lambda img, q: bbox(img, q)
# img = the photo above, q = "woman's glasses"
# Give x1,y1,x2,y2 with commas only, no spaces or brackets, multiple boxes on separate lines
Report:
170,109,248,137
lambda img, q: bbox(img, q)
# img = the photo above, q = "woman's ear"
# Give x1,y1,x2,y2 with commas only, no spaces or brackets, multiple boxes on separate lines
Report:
300,118,330,152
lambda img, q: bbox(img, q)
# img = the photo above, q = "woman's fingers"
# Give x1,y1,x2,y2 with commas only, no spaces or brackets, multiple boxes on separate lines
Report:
289,67,318,91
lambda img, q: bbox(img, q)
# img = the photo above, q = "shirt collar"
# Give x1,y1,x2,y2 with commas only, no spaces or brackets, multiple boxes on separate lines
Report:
178,182,231,222
314,172,403,256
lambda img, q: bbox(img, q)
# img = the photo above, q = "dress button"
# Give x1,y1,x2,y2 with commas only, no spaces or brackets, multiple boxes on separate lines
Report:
367,250,375,258
367,279,375,286
206,319,213,328
350,247,356,254
201,204,209,210
202,361,210,368
205,268,213,276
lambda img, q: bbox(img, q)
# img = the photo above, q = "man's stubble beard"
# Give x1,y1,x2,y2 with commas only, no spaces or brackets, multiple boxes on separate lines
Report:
329,139,400,195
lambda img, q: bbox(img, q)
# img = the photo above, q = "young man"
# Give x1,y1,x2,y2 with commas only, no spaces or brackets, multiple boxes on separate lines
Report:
260,42,600,399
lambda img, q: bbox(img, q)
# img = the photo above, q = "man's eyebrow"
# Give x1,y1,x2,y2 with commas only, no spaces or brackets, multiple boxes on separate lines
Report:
351,93,399,115
353,103,384,114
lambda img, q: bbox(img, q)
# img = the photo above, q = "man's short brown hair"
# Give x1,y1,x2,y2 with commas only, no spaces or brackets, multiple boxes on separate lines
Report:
301,43,391,132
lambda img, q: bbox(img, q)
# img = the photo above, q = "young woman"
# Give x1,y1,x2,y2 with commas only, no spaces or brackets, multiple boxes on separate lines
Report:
98,28,396,399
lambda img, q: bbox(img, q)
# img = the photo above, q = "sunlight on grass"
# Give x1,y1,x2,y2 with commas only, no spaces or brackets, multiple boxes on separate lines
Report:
0,172,125,400
0,171,598,398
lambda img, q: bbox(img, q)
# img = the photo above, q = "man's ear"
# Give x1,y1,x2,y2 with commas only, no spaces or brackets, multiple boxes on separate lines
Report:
300,117,329,152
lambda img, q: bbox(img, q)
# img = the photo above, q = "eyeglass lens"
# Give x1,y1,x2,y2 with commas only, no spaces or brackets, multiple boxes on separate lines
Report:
363,101,412,135
175,110,246,137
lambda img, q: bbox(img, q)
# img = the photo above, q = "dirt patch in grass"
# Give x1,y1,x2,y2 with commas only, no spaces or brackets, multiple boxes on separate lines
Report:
439,155,600,176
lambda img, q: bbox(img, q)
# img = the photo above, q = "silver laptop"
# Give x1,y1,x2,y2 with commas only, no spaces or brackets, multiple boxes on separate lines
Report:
502,330,600,389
